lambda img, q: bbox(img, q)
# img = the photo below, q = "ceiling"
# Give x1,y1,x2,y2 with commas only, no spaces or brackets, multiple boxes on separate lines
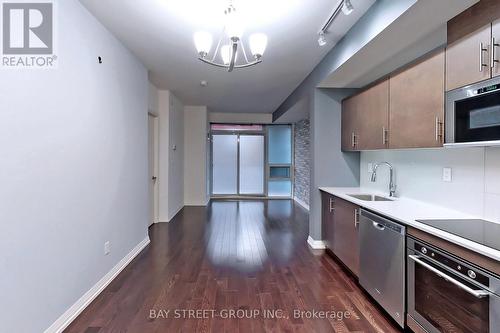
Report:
79,0,375,113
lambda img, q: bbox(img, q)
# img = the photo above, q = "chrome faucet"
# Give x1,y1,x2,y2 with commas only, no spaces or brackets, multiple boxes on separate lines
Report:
371,162,397,197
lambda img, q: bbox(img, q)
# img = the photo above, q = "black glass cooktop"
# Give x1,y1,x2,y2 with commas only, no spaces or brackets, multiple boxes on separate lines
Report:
416,219,500,252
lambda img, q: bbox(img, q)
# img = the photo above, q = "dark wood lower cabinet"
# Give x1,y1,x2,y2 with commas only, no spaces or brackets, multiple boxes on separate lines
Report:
321,191,335,249
322,192,360,277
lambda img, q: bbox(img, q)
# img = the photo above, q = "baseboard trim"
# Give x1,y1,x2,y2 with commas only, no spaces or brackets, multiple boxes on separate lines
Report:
293,196,310,211
307,236,326,250
44,237,151,333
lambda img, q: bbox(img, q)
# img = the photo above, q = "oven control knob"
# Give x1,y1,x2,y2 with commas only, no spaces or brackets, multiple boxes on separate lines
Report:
468,270,476,279
421,247,427,254
457,265,462,271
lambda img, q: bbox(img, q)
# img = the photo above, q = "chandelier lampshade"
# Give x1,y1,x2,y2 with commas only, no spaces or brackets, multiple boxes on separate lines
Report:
249,33,268,59
194,31,213,56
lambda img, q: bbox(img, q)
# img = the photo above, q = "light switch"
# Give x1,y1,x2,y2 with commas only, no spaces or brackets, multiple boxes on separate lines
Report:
443,167,452,182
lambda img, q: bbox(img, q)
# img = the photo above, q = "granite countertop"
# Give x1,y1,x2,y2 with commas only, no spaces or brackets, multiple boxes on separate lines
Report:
319,187,500,262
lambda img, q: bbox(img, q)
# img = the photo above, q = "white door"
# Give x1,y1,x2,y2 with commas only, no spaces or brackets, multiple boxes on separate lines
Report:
148,114,158,226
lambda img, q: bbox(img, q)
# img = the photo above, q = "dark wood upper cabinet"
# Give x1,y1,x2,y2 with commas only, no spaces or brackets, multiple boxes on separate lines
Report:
341,79,389,151
341,96,359,151
493,19,500,78
446,24,491,91
389,50,445,149
445,0,500,90
356,80,389,151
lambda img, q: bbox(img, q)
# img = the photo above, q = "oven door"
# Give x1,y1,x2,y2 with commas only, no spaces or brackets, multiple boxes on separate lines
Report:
407,248,500,333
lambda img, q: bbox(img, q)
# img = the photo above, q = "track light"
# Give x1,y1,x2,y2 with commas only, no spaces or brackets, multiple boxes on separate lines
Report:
342,0,354,15
318,32,327,46
318,0,355,47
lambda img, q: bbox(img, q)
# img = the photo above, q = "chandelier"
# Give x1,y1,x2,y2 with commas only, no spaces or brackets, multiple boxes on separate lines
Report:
193,2,268,72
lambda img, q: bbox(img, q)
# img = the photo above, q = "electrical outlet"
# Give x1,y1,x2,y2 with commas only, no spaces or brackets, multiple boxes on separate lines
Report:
368,163,373,173
442,167,452,182
104,241,111,255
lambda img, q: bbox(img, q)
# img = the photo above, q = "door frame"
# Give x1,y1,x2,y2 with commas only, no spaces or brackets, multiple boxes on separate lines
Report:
210,130,267,198
148,113,159,226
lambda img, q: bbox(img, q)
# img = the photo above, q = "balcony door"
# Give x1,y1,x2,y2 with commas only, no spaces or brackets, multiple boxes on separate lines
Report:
212,133,265,196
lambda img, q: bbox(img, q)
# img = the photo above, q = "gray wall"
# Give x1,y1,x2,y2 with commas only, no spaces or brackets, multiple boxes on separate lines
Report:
310,89,360,240
294,119,310,206
273,0,417,121
0,1,149,331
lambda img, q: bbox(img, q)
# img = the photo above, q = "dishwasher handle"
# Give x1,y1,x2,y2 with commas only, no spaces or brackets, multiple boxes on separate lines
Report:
360,209,405,235
372,222,386,231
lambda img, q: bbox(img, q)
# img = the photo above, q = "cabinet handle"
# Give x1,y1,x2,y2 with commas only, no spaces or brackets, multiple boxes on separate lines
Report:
492,36,499,69
329,198,335,213
479,42,488,72
351,132,356,148
354,208,360,228
382,127,388,146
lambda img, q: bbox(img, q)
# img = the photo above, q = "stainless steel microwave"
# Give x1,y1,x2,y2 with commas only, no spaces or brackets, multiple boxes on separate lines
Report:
446,76,500,147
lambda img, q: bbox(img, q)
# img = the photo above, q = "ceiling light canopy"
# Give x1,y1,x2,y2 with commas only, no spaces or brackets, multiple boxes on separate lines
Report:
318,0,355,46
194,2,268,72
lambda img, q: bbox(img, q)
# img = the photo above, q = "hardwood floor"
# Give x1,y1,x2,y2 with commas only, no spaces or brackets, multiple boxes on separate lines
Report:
66,200,401,333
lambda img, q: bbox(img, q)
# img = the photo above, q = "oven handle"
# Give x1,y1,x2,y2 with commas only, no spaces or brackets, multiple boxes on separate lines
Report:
408,255,490,299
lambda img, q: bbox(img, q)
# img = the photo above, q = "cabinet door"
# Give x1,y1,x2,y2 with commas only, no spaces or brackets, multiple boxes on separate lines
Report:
356,79,389,150
333,197,360,276
446,24,491,91
493,19,500,78
341,97,358,151
389,50,445,149
321,192,335,250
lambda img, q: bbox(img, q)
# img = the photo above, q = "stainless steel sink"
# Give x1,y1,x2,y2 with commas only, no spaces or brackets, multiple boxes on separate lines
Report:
348,194,394,202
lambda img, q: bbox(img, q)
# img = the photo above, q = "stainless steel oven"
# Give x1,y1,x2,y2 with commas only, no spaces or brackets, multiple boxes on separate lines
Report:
446,76,500,147
407,237,500,333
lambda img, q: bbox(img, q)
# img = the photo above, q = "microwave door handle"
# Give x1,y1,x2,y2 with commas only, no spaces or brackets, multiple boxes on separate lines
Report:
409,255,490,298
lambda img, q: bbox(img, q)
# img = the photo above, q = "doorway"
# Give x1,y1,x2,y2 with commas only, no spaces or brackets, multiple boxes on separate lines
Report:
212,133,265,197
148,113,159,226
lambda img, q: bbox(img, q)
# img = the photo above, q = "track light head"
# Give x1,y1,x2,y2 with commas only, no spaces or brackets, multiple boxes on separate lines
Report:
342,0,354,15
318,32,327,46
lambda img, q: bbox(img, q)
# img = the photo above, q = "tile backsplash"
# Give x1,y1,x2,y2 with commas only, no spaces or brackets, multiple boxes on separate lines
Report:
360,147,500,222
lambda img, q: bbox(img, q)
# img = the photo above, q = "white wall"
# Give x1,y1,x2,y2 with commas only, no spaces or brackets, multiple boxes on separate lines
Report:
209,112,273,124
157,90,170,222
168,94,185,219
360,147,500,221
184,106,209,206
0,1,149,332
157,90,185,221
148,83,159,116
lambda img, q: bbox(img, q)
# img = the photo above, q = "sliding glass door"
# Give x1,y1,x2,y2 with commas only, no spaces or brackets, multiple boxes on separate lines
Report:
212,135,238,195
212,134,265,196
239,135,265,195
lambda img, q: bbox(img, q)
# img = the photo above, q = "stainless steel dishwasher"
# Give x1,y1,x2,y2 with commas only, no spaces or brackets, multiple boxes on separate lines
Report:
359,209,406,328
